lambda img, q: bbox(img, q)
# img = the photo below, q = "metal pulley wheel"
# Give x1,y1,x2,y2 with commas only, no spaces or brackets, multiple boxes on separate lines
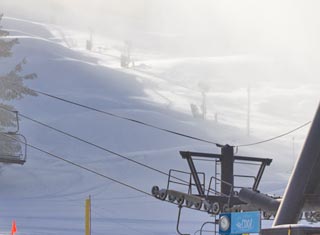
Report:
305,211,313,222
159,189,167,200
176,195,184,205
222,204,229,212
314,212,320,222
263,211,272,220
186,200,193,208
194,201,202,210
203,201,212,213
168,194,176,202
151,186,159,197
212,202,220,214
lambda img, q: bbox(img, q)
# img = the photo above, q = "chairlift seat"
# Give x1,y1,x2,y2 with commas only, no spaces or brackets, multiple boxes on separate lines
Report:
0,154,26,165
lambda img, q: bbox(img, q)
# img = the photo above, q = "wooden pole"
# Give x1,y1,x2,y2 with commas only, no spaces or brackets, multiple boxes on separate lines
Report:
247,85,251,136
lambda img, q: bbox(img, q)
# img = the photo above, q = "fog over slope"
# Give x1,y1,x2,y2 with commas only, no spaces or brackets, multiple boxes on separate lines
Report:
3,1,320,58
0,1,319,234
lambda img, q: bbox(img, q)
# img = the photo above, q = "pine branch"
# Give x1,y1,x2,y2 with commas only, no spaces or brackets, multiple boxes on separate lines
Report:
0,14,10,37
0,13,37,157
0,58,38,100
0,38,19,58
0,103,17,130
0,29,9,37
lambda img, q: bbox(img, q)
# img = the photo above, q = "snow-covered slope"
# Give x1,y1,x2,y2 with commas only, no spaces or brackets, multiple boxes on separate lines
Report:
0,16,317,234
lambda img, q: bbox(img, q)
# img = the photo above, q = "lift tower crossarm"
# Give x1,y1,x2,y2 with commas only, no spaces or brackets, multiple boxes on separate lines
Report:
180,151,272,164
180,149,272,195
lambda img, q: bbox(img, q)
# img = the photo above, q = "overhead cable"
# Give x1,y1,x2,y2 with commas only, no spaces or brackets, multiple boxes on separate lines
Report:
0,105,190,186
33,89,221,146
235,121,311,148
0,132,151,196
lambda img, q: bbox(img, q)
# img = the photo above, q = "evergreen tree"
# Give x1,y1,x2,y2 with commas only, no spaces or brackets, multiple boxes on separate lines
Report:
0,14,37,159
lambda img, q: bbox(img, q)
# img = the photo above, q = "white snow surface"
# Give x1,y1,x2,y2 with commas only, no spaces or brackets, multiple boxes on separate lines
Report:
0,16,319,234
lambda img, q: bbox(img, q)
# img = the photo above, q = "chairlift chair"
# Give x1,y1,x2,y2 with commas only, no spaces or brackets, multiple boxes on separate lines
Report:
0,110,27,165
0,133,27,165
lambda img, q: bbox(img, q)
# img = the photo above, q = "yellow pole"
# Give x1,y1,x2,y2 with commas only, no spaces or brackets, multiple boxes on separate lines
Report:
85,196,91,235
288,226,291,235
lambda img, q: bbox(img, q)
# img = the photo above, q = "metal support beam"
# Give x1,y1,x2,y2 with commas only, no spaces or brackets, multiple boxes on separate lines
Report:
180,151,272,165
221,145,234,196
273,103,320,226
180,151,205,196
253,162,267,191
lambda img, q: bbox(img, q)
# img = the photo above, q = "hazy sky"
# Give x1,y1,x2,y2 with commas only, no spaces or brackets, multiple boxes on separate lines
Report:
2,0,320,59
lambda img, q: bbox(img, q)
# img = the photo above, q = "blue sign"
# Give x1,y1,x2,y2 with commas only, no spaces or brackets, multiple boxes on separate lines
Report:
230,211,261,234
219,211,261,235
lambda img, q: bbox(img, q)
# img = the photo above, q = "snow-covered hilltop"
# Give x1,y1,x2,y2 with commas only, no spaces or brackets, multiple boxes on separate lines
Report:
0,16,316,235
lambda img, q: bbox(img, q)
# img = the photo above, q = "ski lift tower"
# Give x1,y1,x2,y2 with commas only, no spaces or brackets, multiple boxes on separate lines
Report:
261,103,320,235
